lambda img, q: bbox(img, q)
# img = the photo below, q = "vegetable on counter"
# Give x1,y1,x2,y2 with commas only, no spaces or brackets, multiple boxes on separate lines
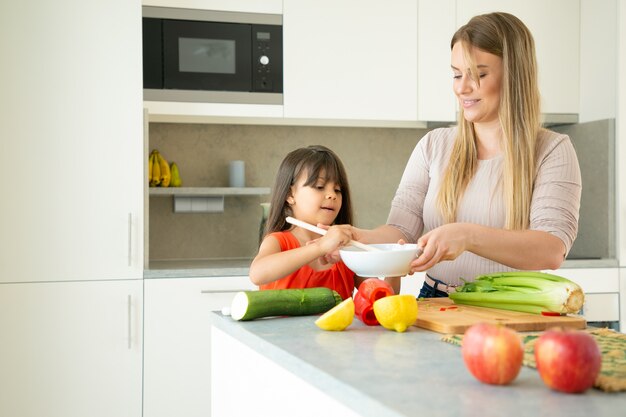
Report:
354,290,378,325
230,287,342,321
354,279,395,326
449,271,584,315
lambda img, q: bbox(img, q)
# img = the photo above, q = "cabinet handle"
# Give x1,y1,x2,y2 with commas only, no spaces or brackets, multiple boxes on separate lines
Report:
127,213,132,267
127,295,132,349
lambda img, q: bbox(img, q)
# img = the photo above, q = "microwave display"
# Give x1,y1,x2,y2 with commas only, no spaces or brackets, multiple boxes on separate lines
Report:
143,17,283,94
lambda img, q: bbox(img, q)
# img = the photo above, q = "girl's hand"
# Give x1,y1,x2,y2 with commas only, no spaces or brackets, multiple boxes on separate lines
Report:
409,223,470,272
317,224,354,254
315,223,355,264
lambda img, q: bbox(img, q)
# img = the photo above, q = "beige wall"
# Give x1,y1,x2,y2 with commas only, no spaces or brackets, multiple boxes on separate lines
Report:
148,120,614,262
148,124,428,261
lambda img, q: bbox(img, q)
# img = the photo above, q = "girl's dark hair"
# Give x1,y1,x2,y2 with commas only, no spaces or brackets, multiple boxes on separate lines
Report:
263,145,353,238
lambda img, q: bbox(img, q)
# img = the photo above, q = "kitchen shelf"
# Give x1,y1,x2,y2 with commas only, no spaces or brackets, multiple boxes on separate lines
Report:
149,187,270,197
149,187,270,213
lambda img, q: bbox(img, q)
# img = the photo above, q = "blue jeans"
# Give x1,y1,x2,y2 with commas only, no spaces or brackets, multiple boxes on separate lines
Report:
417,275,450,298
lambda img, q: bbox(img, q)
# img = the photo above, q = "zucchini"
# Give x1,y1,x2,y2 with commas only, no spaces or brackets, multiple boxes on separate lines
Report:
230,287,342,321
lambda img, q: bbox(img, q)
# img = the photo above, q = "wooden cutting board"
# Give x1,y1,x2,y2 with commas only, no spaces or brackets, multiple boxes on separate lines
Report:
413,297,586,334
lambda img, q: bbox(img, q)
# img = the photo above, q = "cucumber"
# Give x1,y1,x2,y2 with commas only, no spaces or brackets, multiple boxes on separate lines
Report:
230,287,342,321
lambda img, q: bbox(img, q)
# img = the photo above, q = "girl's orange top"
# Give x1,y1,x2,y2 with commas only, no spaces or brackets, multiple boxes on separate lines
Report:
259,231,355,300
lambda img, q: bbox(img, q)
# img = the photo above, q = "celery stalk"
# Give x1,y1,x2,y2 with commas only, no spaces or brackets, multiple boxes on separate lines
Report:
449,271,584,314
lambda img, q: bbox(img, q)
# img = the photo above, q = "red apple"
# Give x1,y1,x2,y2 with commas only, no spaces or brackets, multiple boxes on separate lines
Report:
462,323,524,385
534,328,601,393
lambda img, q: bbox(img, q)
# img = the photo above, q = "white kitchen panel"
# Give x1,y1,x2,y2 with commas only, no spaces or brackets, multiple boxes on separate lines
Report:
456,0,580,115
283,0,418,122
1,0,143,282
0,280,143,417
553,268,620,294
578,0,617,123
417,0,457,122
141,0,282,14
212,327,362,417
582,293,620,322
145,101,284,122
143,276,257,417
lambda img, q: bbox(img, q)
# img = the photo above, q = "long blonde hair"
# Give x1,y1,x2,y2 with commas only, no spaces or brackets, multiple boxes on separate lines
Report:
438,12,541,230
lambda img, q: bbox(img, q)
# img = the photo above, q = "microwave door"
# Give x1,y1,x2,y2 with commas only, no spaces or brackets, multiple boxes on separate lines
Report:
163,20,252,92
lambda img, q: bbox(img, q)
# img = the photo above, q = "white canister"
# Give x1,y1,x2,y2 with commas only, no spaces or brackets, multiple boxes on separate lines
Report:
229,160,245,187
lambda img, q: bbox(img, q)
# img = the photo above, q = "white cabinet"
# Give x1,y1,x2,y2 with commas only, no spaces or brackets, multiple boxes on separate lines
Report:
283,0,419,123
0,280,143,417
0,1,144,282
553,268,620,324
578,0,617,123
417,0,457,122
0,1,144,416
143,276,257,417
212,326,362,417
142,0,282,14
456,0,580,117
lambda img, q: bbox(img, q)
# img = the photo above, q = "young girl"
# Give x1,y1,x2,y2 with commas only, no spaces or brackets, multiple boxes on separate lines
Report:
249,145,399,299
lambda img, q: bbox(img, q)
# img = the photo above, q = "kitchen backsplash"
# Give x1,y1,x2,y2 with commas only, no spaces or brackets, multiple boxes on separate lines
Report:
148,119,614,263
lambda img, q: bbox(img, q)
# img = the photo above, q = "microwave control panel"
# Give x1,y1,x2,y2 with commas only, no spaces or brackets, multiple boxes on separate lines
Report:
252,25,283,92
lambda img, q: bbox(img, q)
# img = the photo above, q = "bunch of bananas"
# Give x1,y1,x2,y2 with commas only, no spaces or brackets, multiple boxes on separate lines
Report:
149,149,182,187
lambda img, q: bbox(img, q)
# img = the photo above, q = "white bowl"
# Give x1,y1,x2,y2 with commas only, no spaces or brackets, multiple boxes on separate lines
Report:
339,244,419,277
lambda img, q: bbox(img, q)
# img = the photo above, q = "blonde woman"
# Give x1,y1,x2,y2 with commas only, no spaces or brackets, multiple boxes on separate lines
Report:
354,12,581,297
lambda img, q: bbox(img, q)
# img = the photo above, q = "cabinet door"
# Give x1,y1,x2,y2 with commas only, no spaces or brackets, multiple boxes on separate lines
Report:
456,0,580,115
143,276,257,417
0,280,143,417
283,0,418,122
417,0,457,122
0,1,143,282
142,0,282,14
552,268,620,323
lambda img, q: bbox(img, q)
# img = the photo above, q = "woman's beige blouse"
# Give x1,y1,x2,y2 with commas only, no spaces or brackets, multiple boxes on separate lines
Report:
386,127,582,285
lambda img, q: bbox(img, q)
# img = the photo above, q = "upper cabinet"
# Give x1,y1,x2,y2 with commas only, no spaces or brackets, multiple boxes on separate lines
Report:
143,0,617,126
456,0,580,119
417,0,457,122
453,0,617,124
282,0,419,124
142,0,282,14
578,0,617,123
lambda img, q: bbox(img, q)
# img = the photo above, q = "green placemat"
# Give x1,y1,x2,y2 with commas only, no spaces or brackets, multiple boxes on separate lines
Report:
442,327,626,392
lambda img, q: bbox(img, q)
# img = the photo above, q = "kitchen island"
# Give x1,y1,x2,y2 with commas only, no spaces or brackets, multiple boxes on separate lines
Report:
210,312,625,417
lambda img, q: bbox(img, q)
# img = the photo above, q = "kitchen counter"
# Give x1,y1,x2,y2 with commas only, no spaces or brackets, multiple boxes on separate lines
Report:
144,258,253,278
145,257,618,279
210,312,626,417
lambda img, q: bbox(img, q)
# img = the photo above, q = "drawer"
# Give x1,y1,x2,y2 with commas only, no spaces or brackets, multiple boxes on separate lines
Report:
582,293,620,322
553,268,619,293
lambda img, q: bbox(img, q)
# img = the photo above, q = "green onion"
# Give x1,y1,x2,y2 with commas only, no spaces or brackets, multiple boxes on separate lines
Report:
448,271,584,314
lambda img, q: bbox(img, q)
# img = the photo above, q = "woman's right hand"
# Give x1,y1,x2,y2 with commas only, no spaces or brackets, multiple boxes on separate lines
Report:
409,223,470,272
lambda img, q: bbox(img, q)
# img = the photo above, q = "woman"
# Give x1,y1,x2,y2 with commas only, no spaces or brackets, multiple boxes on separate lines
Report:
354,12,581,298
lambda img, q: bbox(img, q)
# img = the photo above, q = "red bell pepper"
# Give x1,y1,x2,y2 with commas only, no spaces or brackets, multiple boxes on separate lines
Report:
353,279,395,326
358,278,394,303
354,290,378,325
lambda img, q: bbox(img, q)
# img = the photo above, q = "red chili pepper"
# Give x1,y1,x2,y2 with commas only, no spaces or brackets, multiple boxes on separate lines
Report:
357,278,394,304
439,307,446,311
354,290,378,326
447,306,458,310
541,311,565,316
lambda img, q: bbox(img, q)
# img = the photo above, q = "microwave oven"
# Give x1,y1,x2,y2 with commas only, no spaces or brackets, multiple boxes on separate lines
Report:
142,7,283,104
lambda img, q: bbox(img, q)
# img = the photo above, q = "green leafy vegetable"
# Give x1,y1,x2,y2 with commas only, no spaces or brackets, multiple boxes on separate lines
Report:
449,271,584,314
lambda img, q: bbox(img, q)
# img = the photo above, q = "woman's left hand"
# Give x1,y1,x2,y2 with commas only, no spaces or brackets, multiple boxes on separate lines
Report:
410,223,470,272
